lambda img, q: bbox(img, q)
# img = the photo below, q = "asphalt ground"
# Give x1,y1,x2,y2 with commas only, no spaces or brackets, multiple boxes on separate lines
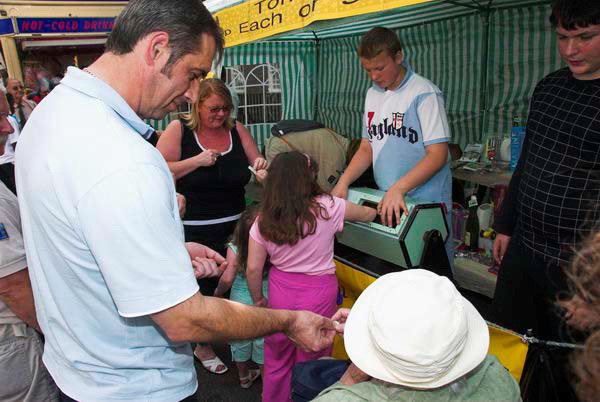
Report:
192,343,262,402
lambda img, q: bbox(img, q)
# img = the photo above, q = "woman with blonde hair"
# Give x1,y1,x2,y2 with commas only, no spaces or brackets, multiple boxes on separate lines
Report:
157,78,267,374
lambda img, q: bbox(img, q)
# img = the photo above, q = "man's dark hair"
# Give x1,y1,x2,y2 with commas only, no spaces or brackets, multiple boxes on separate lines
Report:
105,0,224,75
358,27,402,59
550,0,600,30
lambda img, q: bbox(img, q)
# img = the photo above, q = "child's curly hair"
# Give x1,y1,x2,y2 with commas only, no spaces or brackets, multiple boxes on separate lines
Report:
563,233,600,401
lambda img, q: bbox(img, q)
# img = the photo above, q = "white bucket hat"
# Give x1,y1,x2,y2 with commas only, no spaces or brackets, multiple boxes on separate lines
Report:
344,269,489,389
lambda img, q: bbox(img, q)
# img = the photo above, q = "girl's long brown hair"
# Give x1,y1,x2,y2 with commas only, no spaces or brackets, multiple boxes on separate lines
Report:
231,205,260,274
258,151,331,245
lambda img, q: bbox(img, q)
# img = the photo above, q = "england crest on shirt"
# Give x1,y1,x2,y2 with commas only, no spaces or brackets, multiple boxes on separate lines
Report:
392,112,404,130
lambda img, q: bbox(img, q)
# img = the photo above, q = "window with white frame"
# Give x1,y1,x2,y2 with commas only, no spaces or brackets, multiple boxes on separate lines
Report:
224,63,282,125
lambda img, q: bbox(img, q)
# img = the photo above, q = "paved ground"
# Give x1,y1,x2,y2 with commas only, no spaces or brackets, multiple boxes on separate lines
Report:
193,344,262,402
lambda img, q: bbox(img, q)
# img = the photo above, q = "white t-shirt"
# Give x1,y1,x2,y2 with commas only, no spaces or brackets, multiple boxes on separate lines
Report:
15,67,199,402
0,181,27,325
0,116,20,164
362,66,452,206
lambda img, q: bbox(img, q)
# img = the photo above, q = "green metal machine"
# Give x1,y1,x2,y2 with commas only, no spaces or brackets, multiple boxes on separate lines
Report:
336,187,450,270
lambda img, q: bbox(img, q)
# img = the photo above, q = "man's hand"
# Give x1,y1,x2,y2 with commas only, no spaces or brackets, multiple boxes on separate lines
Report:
331,182,349,199
185,242,227,278
331,308,351,334
191,257,223,279
493,233,511,264
378,185,408,227
285,311,336,352
176,193,186,218
339,363,371,386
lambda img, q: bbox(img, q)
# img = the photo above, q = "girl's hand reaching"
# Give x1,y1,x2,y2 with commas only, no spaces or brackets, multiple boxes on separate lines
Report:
253,296,268,308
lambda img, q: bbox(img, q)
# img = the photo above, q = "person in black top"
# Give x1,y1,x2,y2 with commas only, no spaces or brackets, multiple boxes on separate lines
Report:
157,78,268,375
491,1,600,399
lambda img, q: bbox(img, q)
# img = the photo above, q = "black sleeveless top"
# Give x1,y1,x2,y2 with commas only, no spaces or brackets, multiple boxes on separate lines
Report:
177,120,251,221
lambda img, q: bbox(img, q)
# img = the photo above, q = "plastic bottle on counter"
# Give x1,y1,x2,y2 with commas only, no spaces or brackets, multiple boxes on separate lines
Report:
510,115,526,171
463,195,480,251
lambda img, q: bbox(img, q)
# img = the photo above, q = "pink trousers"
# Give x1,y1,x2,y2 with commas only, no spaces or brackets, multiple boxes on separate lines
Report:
262,268,338,402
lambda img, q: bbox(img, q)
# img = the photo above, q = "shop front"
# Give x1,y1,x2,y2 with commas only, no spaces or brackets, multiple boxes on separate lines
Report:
0,1,127,92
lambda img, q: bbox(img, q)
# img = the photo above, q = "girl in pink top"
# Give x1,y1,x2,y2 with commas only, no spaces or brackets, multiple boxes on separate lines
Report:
246,151,376,402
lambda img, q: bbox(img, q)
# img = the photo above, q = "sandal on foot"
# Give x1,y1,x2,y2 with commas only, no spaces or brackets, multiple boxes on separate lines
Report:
194,352,228,374
240,369,261,389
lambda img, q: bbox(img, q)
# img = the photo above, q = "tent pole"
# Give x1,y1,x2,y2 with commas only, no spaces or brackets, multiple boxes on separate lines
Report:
313,31,320,122
478,0,494,143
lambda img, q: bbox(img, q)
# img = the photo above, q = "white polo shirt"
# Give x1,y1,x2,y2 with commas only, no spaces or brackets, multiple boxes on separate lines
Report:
15,67,200,402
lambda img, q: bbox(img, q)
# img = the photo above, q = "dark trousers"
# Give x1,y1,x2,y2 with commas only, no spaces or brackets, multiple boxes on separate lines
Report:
489,238,578,401
184,220,237,296
60,390,197,401
489,238,570,340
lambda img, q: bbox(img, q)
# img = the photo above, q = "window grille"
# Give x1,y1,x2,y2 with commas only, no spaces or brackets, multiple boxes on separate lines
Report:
224,63,283,125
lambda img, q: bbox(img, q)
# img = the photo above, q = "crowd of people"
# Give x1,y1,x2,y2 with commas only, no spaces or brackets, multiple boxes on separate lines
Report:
0,0,598,401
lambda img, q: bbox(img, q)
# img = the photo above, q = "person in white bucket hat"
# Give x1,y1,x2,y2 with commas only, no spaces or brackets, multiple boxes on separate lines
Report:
314,269,521,401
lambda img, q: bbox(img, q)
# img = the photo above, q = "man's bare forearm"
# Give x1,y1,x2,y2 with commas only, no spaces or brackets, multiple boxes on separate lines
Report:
0,269,41,331
151,292,294,343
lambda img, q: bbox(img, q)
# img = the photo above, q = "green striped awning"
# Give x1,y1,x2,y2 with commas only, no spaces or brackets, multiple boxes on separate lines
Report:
223,41,316,149
223,0,558,147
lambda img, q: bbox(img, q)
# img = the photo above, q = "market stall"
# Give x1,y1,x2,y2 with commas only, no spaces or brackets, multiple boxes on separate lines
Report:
209,0,562,148
220,0,565,385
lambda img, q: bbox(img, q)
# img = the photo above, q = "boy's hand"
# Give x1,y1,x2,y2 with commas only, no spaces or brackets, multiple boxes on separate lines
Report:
378,185,408,227
331,183,349,199
493,233,511,264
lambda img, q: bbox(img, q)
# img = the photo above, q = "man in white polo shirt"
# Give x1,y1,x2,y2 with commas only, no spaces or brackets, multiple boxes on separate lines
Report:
15,1,335,401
